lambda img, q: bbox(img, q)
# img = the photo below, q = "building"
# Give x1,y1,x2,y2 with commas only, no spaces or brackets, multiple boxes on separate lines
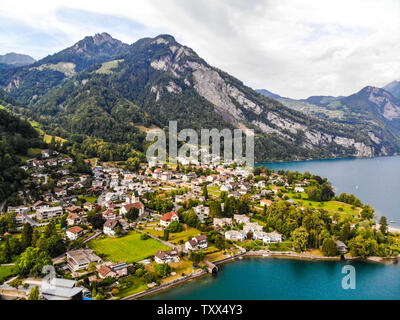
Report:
185,235,208,251
36,206,63,220
67,249,102,271
7,206,28,215
213,217,233,228
103,219,121,237
66,226,84,240
225,230,246,241
234,214,250,224
154,250,180,264
335,240,348,253
67,213,83,226
243,222,263,234
260,199,273,207
41,278,83,300
120,202,144,216
160,211,179,228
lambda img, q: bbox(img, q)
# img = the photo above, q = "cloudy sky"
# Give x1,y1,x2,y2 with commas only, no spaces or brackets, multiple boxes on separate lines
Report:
0,0,399,99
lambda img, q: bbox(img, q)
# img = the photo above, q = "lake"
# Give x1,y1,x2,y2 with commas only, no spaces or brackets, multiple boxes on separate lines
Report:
146,258,400,300
147,156,400,300
260,156,400,226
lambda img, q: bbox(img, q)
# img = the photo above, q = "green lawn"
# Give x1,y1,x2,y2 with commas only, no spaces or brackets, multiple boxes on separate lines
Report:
89,232,170,263
286,192,360,216
0,265,16,283
207,186,221,197
116,275,148,298
142,225,201,244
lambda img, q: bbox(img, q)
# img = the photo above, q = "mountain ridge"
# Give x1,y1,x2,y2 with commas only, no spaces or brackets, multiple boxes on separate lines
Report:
0,33,396,161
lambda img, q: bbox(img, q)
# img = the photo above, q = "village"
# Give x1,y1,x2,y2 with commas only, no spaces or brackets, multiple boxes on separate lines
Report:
0,145,397,300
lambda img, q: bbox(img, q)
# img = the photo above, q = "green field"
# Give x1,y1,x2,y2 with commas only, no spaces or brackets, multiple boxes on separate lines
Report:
0,265,16,283
207,186,221,197
89,232,170,263
286,192,360,216
142,225,201,244
96,59,124,74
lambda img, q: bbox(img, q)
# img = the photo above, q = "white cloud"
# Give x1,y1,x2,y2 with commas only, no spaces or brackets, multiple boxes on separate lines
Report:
0,0,399,98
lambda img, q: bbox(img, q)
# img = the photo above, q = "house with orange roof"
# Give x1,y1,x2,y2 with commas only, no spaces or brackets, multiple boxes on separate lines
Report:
160,211,179,228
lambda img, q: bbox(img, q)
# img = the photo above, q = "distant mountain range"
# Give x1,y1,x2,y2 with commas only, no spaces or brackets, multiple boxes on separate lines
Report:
0,52,36,69
0,32,398,162
257,82,400,157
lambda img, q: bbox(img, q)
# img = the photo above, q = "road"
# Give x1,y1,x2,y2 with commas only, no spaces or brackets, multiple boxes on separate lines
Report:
83,231,102,243
22,211,48,227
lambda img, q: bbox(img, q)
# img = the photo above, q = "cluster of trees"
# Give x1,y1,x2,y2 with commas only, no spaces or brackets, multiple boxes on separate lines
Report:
307,184,335,202
335,193,362,207
0,108,46,202
255,200,397,257
209,193,251,218
1,222,64,276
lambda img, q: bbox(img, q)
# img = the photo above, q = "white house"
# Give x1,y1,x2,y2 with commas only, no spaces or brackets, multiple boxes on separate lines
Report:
103,219,121,237
225,230,246,241
66,226,84,240
154,250,180,264
120,202,144,216
234,214,250,224
185,235,208,251
160,211,179,228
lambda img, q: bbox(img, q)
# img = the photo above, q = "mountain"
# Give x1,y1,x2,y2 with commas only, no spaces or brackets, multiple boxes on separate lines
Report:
0,106,45,202
255,89,282,99
0,52,36,67
258,85,400,156
383,80,400,99
0,33,130,104
0,33,393,162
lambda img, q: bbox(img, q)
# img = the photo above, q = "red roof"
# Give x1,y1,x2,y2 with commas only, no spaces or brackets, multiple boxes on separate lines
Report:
67,226,83,234
160,211,178,222
123,202,143,212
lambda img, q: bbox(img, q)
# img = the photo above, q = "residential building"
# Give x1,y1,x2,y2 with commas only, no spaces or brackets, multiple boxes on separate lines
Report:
36,206,63,220
225,230,246,241
185,235,208,251
66,226,84,240
103,219,121,237
160,211,179,227
154,250,180,264
67,249,102,271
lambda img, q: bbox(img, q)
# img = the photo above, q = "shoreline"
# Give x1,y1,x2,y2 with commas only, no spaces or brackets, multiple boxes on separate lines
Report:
122,250,399,300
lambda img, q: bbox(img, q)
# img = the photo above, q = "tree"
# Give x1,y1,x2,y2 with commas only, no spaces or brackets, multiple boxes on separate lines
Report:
88,213,106,229
322,238,338,256
166,220,182,233
361,205,374,220
21,223,33,249
87,262,97,273
16,247,52,276
27,286,40,300
379,216,388,235
163,229,169,241
154,263,171,277
126,207,139,222
189,251,205,266
214,235,226,250
292,227,309,253
202,185,209,200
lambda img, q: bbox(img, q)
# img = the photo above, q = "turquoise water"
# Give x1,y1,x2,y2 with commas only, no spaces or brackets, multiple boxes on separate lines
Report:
146,258,400,300
147,156,400,300
259,156,400,225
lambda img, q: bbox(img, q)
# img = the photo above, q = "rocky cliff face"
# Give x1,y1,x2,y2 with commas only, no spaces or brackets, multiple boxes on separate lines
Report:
139,35,376,158
3,33,389,161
